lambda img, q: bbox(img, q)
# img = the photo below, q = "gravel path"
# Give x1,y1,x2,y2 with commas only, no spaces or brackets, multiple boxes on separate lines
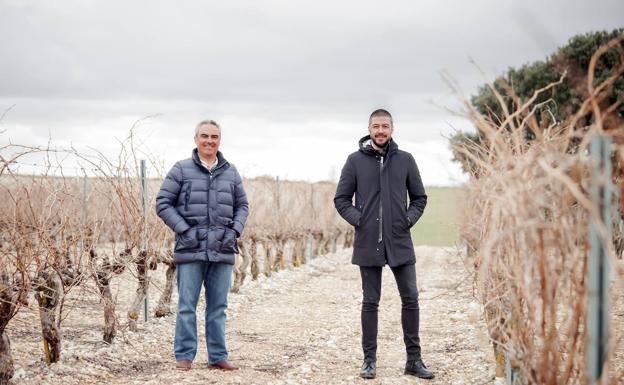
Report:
9,246,496,384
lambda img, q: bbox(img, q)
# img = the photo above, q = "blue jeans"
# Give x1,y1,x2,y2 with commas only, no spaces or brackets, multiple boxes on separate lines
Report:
174,261,233,364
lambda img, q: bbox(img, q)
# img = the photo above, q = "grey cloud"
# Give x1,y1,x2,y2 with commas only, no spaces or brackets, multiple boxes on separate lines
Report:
1,0,622,184
2,0,622,104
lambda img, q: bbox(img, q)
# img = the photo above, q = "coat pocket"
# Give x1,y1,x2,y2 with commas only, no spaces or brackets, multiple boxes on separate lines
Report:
392,210,411,237
220,228,239,254
175,227,199,251
353,201,367,228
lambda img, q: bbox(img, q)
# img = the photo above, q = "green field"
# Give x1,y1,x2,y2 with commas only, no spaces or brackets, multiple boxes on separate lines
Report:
410,187,460,247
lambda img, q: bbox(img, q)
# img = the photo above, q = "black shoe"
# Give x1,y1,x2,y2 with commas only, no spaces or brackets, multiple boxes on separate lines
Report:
405,359,434,379
360,359,376,379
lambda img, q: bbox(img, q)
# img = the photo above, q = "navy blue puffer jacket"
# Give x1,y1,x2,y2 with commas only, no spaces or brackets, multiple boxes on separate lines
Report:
155,149,249,265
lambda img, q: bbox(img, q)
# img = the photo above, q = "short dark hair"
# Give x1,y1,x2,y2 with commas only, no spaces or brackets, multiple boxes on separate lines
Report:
368,109,393,126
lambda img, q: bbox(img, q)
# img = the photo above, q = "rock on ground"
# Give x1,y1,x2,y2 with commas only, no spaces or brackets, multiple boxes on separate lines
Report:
9,246,499,384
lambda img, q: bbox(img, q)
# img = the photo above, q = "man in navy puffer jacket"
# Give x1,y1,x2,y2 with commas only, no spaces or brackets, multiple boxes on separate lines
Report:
156,119,248,371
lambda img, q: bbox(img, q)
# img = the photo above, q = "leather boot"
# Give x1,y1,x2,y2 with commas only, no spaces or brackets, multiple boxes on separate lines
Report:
405,359,434,379
360,359,376,379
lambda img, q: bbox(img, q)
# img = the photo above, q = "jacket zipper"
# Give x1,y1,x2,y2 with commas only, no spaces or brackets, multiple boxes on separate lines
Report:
206,161,224,227
207,171,213,226
378,155,384,243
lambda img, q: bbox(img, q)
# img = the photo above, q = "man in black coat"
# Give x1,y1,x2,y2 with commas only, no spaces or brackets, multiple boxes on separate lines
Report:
334,109,433,380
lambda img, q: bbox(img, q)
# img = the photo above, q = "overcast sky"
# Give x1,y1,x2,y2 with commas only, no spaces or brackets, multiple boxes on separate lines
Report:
1,0,622,185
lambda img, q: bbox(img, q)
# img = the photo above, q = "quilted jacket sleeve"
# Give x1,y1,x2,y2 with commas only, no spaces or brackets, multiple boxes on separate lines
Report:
155,162,191,235
231,166,249,237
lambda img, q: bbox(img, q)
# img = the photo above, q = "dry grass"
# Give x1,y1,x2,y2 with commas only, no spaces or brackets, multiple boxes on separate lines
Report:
0,126,350,382
450,34,624,384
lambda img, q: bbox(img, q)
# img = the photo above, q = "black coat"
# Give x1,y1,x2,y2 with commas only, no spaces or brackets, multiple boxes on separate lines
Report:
334,136,427,267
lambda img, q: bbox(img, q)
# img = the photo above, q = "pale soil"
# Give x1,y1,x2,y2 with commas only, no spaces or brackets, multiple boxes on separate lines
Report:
10,245,610,385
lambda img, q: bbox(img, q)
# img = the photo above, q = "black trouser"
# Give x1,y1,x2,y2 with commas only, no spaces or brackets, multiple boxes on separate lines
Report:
360,263,421,361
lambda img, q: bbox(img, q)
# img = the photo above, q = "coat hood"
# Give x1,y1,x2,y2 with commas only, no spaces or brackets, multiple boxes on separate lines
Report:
358,135,398,156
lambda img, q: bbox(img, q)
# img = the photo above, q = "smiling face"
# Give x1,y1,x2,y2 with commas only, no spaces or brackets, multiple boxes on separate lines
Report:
368,115,393,148
194,123,221,160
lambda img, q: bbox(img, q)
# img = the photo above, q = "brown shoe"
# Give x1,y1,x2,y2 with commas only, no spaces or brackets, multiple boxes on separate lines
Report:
208,360,239,371
176,360,192,371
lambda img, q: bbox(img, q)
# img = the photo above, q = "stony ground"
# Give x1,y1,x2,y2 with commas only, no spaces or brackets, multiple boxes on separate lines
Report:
7,247,508,384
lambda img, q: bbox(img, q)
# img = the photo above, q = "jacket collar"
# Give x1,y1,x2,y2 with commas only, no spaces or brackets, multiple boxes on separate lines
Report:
192,148,229,174
358,135,398,157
